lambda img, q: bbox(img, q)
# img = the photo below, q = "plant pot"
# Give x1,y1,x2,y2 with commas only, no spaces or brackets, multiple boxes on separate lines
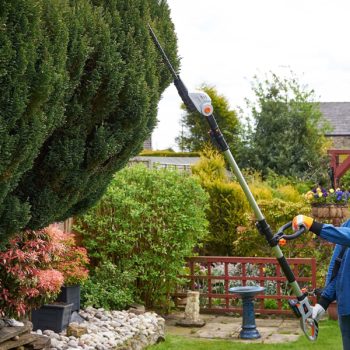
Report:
31,303,73,333
56,285,80,312
311,204,348,226
327,301,338,321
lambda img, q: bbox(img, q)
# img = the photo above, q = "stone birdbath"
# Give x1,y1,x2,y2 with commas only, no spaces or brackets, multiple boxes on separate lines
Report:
229,286,265,339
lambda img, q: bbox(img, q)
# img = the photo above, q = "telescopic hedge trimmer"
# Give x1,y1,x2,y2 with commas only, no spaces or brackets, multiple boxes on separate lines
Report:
148,25,318,342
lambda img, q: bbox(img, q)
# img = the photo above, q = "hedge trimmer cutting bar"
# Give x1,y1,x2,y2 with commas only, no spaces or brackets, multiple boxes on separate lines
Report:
148,24,318,342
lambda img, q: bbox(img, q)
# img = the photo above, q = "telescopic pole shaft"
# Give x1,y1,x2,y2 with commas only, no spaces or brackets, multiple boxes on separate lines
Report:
148,24,318,341
221,148,302,298
203,112,303,297
149,24,303,299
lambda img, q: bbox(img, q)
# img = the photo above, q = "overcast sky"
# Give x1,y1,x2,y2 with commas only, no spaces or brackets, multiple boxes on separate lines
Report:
152,0,350,150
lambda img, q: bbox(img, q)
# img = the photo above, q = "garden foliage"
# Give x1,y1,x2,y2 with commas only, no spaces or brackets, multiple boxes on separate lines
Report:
192,149,333,286
0,225,88,317
75,164,209,309
0,0,177,243
192,148,316,258
341,171,350,190
81,262,135,311
242,72,331,180
51,228,89,286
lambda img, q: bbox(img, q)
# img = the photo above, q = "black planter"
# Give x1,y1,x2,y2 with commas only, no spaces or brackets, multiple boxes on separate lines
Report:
31,303,73,333
56,285,80,312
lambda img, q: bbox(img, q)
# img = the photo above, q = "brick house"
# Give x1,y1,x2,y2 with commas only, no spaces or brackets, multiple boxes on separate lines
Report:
319,102,350,186
319,102,350,149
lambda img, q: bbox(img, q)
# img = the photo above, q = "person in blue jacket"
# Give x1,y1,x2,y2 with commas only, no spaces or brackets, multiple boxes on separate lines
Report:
292,215,350,350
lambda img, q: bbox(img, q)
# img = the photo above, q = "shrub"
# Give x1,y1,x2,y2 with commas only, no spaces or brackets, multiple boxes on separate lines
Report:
274,185,302,202
81,262,135,310
191,146,320,264
191,146,228,184
250,183,273,201
340,171,350,190
233,197,310,258
0,225,89,317
0,228,64,317
202,180,250,256
192,147,250,255
75,164,209,309
264,299,278,310
49,225,89,286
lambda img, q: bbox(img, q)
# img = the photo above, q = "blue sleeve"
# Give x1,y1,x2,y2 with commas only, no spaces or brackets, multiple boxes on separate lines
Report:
319,220,350,246
321,244,342,303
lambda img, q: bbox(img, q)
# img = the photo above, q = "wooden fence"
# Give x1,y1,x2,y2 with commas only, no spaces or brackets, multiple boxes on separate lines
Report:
172,256,317,315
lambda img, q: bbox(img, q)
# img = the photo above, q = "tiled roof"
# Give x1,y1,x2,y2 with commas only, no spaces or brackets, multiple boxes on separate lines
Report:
319,102,350,135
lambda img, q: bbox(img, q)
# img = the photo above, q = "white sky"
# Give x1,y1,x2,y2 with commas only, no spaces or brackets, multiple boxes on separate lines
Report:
152,0,350,150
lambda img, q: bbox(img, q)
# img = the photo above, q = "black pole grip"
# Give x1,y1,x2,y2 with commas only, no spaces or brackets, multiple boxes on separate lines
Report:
256,219,277,247
277,256,296,283
174,78,197,112
206,115,229,152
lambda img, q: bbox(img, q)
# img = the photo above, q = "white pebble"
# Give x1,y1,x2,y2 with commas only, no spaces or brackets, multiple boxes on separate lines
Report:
37,307,165,350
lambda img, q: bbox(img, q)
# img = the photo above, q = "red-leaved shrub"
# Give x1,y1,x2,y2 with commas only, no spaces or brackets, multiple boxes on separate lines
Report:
49,225,89,286
0,225,89,318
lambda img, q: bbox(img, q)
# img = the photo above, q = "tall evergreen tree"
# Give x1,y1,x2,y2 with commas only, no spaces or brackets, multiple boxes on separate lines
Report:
244,72,331,180
0,0,178,242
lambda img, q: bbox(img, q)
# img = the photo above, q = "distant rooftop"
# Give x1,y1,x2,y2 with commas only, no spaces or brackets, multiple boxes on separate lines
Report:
132,156,200,166
319,102,350,135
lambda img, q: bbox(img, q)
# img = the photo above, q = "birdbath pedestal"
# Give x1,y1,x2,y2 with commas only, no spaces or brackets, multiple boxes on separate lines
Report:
229,286,265,339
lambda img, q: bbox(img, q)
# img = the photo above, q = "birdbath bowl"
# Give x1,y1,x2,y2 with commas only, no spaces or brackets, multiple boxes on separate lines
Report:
229,286,265,339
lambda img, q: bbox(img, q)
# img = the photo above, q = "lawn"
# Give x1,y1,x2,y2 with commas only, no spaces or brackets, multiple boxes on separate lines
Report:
148,320,342,350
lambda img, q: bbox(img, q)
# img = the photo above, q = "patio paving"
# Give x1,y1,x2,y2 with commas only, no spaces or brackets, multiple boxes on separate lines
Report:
164,311,302,344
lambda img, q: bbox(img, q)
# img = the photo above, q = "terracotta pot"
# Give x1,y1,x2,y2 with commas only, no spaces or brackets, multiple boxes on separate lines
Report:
312,206,319,217
320,207,330,218
337,207,343,218
311,204,348,226
329,206,337,218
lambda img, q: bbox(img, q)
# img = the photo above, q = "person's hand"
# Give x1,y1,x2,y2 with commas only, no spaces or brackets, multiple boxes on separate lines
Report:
292,215,314,232
312,303,325,321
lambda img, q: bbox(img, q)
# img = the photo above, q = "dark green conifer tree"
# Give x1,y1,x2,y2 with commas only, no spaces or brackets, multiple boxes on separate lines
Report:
0,0,178,242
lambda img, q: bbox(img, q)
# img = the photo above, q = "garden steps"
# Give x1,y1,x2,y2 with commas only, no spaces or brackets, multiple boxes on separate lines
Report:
0,321,32,344
0,321,50,350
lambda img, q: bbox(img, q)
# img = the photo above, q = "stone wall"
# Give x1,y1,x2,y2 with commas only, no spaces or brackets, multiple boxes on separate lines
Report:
34,307,165,350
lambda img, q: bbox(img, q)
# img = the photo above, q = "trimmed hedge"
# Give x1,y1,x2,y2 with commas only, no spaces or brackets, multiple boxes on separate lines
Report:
0,0,178,242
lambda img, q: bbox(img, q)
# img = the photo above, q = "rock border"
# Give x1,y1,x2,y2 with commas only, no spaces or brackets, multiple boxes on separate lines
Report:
33,307,165,350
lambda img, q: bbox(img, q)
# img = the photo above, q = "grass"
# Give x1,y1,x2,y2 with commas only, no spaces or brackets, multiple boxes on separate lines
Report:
148,320,342,350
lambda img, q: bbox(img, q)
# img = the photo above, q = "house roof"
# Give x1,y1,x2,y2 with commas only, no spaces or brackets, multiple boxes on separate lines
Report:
319,102,350,136
132,156,200,166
